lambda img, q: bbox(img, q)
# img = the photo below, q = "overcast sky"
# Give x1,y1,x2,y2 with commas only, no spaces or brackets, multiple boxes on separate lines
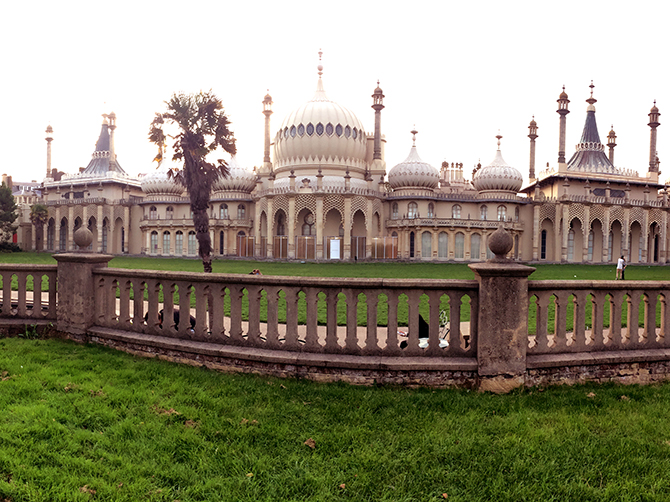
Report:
2,0,667,186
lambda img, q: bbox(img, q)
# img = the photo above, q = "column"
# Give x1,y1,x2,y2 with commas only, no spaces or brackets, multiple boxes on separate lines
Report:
67,205,74,251
532,205,540,260
267,198,274,258
315,197,324,259
97,204,103,252
287,196,296,259
343,197,352,260
561,204,569,262
582,206,590,262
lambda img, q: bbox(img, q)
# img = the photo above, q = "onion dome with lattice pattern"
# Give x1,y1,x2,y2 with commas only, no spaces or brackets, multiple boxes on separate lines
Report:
387,130,439,189
140,159,184,196
273,61,367,170
473,135,523,194
212,156,257,193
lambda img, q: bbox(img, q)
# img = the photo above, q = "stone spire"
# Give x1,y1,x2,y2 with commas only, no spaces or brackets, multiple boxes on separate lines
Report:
372,80,385,161
107,112,117,168
557,86,570,164
648,100,661,173
607,125,617,165
262,90,273,169
45,124,54,179
528,116,538,180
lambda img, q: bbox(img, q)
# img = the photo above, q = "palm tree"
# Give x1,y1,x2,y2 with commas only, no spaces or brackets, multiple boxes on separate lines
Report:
149,91,236,272
29,204,48,252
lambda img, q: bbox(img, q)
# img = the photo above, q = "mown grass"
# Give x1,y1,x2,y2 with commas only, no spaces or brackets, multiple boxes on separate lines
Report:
2,337,670,501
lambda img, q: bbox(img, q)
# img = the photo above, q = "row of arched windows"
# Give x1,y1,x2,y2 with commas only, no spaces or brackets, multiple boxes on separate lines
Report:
147,204,247,220
391,202,519,221
410,230,494,260
150,230,196,256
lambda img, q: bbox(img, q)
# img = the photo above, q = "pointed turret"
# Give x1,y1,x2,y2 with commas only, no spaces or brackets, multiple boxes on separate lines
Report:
45,125,53,179
528,116,538,180
648,100,661,173
82,114,126,176
557,86,570,164
262,90,273,170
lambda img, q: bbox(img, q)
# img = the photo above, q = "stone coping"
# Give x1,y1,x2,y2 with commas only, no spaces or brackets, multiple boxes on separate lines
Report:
87,326,478,372
527,348,670,369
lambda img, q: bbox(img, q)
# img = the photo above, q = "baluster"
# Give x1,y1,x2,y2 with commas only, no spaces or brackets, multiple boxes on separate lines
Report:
365,290,380,355
571,291,587,349
119,280,131,329
209,284,227,342
246,285,262,345
449,292,463,354
190,283,207,341
467,289,478,353
344,289,359,353
425,291,441,357
17,272,27,318
643,291,657,346
553,291,569,349
385,291,400,355
264,287,279,348
662,291,670,347
304,288,319,351
47,271,57,320
107,279,119,327
283,287,299,350
608,291,623,346
228,284,244,343
405,291,421,356
589,291,606,349
146,279,161,335
178,282,193,340
533,292,551,352
2,273,11,316
131,280,145,332
95,276,106,327
324,289,340,352
627,291,641,345
162,283,176,337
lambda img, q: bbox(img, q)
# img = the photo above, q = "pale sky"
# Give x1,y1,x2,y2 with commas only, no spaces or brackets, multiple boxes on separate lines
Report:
2,0,668,186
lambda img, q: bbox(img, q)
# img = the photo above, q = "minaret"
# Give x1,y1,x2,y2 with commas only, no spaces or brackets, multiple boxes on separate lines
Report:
607,125,617,164
528,116,538,180
45,125,54,179
108,112,117,168
557,86,570,165
262,91,273,171
372,80,385,160
648,101,661,173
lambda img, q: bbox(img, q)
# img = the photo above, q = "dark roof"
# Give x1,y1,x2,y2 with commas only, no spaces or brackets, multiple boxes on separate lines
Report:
81,123,127,176
566,108,618,174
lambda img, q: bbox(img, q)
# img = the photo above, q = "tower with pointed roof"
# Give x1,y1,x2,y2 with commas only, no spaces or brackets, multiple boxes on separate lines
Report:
557,86,570,165
648,101,661,173
262,91,273,172
45,125,53,180
528,117,538,181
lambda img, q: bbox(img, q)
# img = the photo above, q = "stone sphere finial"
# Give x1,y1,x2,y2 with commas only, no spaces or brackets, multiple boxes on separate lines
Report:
74,227,93,251
487,224,513,261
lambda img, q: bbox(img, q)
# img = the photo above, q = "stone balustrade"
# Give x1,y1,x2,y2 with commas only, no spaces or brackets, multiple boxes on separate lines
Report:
3,251,670,391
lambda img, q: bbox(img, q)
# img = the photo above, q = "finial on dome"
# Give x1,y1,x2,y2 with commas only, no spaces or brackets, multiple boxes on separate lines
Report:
586,80,597,109
317,49,323,77
411,127,418,147
496,133,502,150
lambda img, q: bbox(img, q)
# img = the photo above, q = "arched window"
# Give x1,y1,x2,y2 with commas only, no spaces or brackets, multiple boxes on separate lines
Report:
59,218,67,251
497,205,506,221
237,204,246,220
163,231,170,255
101,220,108,253
608,231,613,262
187,231,197,256
427,203,434,218
541,230,547,260
480,205,488,220
452,205,461,219
47,219,55,251
409,231,415,258
588,231,594,261
392,203,398,219
470,234,481,261
408,202,418,219
166,206,174,220
438,232,448,258
219,231,224,255
220,204,229,219
567,229,575,261
302,213,315,235
421,231,432,258
175,231,183,256
150,206,157,220
514,206,520,222
150,231,158,254
455,232,465,259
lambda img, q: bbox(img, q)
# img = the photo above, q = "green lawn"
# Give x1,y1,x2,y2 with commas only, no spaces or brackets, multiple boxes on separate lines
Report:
1,338,670,501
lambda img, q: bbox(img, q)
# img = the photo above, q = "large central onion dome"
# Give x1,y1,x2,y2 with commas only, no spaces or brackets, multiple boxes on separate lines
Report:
388,130,439,189
473,135,523,194
273,63,368,170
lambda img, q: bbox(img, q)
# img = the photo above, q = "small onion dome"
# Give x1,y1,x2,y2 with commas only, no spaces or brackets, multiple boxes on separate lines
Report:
473,136,523,194
559,87,568,99
651,101,659,113
388,130,439,189
213,156,257,193
141,160,184,196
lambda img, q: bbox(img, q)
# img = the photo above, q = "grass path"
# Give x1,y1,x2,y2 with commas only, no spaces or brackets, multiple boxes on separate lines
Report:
1,338,670,501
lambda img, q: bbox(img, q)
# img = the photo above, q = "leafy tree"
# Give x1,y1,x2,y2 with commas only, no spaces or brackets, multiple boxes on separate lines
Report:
29,203,49,252
149,91,236,272
0,183,17,244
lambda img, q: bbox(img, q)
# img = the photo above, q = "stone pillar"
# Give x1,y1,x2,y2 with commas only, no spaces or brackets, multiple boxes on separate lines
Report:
123,205,130,253
469,226,535,393
315,197,324,259
366,198,373,258
532,205,540,260
623,208,631,259
67,205,74,251
54,229,113,335
582,206,590,261
267,198,274,258
343,197,352,260
561,204,569,261
287,196,295,259
661,211,668,263
97,204,103,252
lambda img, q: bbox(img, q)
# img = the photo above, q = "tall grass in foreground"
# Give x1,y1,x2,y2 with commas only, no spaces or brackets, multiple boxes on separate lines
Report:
1,338,670,501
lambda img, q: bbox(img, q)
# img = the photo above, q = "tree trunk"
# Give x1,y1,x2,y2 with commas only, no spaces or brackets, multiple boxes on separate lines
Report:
192,204,212,273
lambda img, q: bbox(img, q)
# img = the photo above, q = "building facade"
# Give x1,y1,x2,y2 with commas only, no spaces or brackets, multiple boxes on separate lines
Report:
11,68,666,265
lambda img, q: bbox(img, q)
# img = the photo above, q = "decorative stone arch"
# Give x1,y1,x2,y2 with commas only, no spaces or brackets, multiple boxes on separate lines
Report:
294,194,317,223
539,217,555,261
